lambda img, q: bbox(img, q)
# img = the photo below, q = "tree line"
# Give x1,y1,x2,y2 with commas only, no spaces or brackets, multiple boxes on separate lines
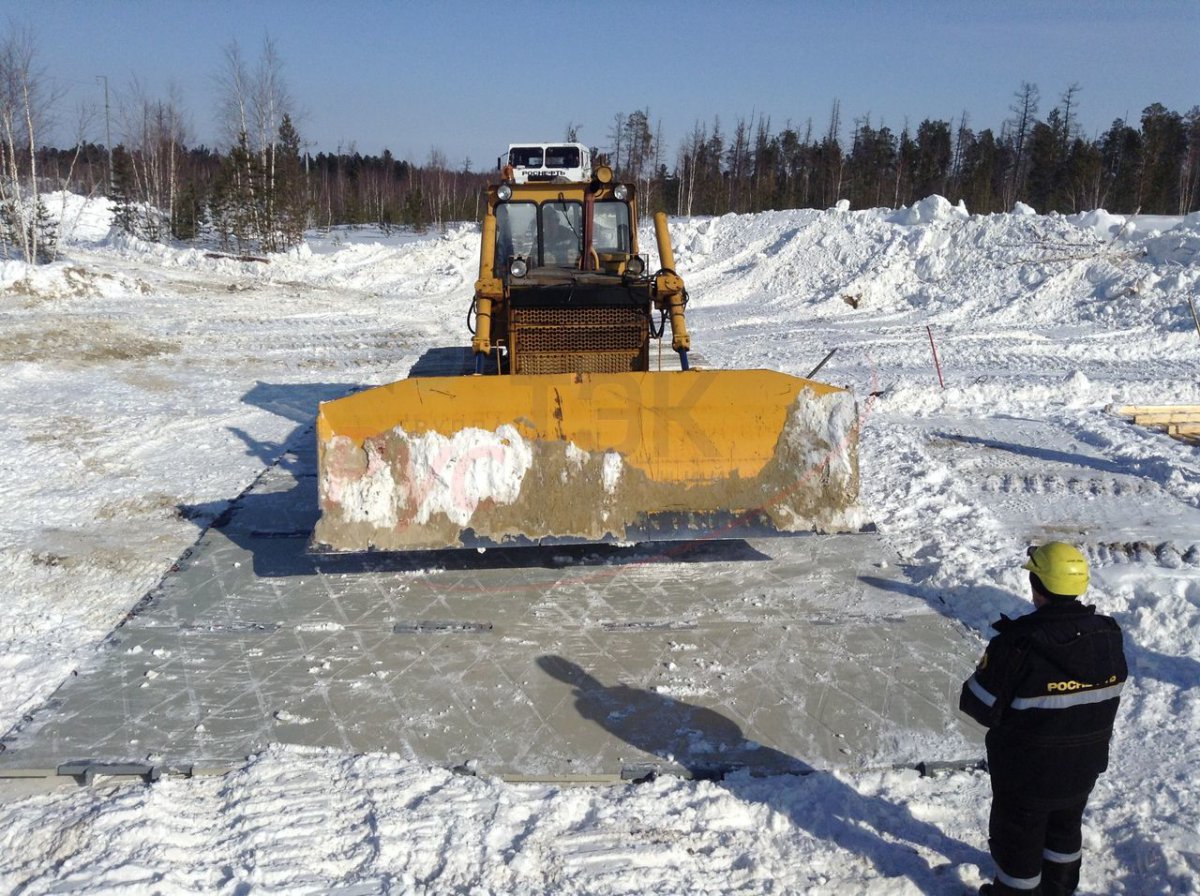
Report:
633,84,1200,220
3,25,1198,266
3,31,495,264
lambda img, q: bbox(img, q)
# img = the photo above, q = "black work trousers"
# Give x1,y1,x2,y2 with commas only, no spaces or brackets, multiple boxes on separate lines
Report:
988,794,1087,895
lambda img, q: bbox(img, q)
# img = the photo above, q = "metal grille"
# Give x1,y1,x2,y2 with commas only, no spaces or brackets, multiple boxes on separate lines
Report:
517,352,641,374
511,306,648,374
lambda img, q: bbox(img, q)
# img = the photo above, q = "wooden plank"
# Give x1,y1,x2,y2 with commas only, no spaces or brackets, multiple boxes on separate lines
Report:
1131,412,1200,425
1116,404,1200,416
1168,423,1200,436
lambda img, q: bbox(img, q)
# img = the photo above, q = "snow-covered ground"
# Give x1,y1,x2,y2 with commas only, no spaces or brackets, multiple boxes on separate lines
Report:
1,192,1199,893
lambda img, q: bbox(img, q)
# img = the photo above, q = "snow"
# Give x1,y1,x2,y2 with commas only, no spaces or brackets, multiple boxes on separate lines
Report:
323,422,541,530
2,192,1200,892
392,424,533,527
601,450,623,495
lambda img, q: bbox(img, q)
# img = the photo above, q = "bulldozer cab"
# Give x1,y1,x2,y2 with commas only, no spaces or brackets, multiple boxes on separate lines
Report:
470,165,702,383
495,195,632,272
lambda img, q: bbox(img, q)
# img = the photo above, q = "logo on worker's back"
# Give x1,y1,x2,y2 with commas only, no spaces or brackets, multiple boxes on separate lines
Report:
1047,674,1119,693
1047,680,1093,692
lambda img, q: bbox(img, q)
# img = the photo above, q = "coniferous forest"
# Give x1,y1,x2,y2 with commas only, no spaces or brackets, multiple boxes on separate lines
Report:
3,30,1198,265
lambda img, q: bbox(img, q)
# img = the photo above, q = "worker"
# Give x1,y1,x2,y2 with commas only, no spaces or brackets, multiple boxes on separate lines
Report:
542,208,579,267
959,542,1127,896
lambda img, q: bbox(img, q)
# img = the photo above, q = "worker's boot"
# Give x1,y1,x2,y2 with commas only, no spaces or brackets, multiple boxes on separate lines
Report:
1039,857,1081,896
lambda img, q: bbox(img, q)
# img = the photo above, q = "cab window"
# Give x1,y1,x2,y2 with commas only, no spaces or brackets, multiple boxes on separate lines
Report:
593,200,631,253
495,202,537,269
540,201,583,267
544,146,581,169
509,147,544,168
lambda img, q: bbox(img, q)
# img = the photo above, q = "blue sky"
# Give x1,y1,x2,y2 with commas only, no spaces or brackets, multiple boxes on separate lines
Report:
11,0,1200,171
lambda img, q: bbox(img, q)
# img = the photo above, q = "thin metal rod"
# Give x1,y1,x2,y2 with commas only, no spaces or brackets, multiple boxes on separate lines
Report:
926,325,945,389
806,348,837,380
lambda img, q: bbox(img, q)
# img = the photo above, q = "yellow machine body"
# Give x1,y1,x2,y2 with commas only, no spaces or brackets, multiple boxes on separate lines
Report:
313,165,860,551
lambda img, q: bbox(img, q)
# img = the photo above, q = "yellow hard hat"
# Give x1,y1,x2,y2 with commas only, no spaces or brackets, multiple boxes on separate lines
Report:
1023,542,1089,596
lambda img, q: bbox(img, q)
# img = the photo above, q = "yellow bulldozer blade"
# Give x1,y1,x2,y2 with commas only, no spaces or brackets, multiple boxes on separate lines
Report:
313,369,860,551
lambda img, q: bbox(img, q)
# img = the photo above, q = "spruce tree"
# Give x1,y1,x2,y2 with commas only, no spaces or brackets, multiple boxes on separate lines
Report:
110,145,138,236
1064,137,1104,211
273,114,308,248
1139,103,1187,213
1099,119,1143,212
1025,118,1061,211
959,129,1004,212
404,188,428,232
171,177,206,241
913,119,952,199
32,197,57,263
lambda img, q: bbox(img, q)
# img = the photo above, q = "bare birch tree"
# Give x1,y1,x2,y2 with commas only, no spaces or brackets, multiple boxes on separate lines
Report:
1005,82,1040,207
0,25,56,263
678,120,707,217
214,36,293,248
426,147,449,231
119,80,188,240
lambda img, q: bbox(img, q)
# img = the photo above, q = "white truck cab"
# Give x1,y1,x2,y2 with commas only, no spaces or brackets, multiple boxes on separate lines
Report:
500,142,592,184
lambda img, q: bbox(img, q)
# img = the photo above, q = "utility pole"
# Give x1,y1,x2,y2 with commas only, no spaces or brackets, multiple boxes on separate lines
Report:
96,75,112,192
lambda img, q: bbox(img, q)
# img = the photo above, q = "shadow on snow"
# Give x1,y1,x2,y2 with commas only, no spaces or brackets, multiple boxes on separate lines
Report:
538,654,990,893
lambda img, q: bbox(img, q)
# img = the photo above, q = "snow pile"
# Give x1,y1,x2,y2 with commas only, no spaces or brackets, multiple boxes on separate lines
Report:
42,190,115,244
886,194,968,225
1,193,1199,893
661,200,1200,341
1072,208,1131,241
1141,214,1200,267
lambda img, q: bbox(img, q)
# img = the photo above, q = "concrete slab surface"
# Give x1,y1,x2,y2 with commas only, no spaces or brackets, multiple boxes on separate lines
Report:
1,437,983,782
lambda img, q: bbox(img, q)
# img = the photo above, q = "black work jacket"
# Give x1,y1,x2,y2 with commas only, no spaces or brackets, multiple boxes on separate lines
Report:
959,599,1127,806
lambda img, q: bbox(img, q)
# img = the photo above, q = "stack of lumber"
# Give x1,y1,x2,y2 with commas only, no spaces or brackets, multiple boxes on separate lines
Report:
1115,405,1200,444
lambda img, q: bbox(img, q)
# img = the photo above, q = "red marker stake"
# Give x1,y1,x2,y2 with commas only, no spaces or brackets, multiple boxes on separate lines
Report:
926,325,945,389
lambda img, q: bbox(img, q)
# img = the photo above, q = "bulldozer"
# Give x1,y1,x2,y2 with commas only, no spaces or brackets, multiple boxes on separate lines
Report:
312,148,861,552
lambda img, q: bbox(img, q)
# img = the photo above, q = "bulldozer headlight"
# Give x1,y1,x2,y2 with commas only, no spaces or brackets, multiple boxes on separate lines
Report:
509,257,528,278
613,184,629,201
626,255,645,276
497,184,513,201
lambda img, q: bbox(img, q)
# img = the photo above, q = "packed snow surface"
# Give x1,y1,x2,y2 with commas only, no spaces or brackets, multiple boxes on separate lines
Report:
2,192,1200,893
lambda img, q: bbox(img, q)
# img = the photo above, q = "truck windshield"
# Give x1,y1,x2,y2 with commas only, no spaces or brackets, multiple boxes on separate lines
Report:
544,146,581,168
509,147,544,168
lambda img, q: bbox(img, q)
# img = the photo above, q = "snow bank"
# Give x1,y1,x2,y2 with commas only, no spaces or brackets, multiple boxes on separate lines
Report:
2,191,1199,893
887,194,968,225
